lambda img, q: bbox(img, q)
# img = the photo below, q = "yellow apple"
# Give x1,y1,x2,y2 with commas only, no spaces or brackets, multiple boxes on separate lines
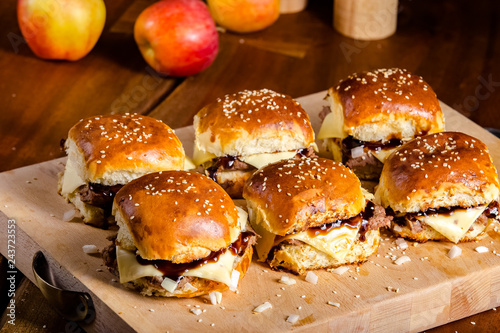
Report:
207,0,280,33
17,0,106,61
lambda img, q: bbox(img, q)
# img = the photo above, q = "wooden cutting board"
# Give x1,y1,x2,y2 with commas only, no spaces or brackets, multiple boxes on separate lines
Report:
1,91,500,333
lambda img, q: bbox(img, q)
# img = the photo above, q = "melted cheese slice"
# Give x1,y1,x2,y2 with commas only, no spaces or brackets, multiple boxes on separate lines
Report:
415,206,487,243
371,147,398,163
61,157,86,195
184,156,196,170
251,218,277,261
116,246,163,284
317,95,347,140
325,138,342,162
249,203,361,262
116,246,237,288
281,224,361,262
193,147,302,170
192,145,217,166
182,250,235,286
239,151,298,169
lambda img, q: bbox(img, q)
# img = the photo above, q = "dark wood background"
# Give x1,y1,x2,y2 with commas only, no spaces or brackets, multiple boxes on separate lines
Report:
1,0,500,331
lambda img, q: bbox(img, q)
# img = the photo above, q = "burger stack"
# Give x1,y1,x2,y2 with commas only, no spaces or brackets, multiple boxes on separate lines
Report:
58,70,500,300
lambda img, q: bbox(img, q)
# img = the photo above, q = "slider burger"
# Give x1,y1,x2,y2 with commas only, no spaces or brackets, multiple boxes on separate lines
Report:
58,114,185,228
375,132,500,243
242,157,392,275
102,170,256,297
317,68,444,180
193,88,317,198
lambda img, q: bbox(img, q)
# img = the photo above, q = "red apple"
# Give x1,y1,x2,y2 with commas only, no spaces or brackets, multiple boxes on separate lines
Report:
207,0,280,33
17,0,106,61
134,0,219,77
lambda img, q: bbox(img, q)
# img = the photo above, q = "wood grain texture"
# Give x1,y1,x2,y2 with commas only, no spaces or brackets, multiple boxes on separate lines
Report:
2,1,500,171
149,1,500,133
1,93,500,332
0,0,178,172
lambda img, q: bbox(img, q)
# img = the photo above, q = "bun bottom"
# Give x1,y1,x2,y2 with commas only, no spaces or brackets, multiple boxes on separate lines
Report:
267,230,380,275
58,173,107,228
123,241,253,298
390,219,492,243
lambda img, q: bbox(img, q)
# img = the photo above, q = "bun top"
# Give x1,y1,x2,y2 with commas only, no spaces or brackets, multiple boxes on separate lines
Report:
193,89,315,157
113,171,240,263
243,157,365,235
375,132,500,213
332,68,444,142
67,114,185,183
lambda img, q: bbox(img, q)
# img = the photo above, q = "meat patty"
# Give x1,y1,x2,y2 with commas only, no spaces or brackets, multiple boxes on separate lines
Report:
79,183,123,208
365,203,392,231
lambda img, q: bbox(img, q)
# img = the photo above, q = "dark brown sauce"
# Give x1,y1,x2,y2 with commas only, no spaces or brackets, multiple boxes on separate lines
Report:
484,201,499,219
413,206,470,218
358,201,375,241
136,232,252,282
296,148,310,158
88,183,123,199
393,203,498,225
306,217,360,237
207,155,236,181
305,201,376,241
342,136,403,152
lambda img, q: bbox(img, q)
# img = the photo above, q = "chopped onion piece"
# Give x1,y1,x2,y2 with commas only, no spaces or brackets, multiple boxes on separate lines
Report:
331,266,349,275
63,209,76,221
448,245,462,259
184,283,198,292
253,302,272,313
327,301,340,307
161,277,178,293
279,276,296,285
209,291,222,305
305,271,318,284
215,291,222,304
394,256,411,265
82,244,99,254
286,314,299,323
229,269,240,291
395,238,408,249
351,146,364,158
190,308,202,315
393,225,403,232
475,246,489,253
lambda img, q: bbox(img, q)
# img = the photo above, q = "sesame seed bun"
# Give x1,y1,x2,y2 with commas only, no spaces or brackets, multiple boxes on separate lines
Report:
243,157,365,236
332,68,445,142
193,89,315,157
243,157,389,274
113,171,240,263
67,114,185,185
375,132,500,213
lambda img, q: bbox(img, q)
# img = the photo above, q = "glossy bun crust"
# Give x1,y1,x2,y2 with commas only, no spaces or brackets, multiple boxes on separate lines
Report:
334,68,444,142
68,114,185,183
113,171,240,263
193,89,315,157
376,132,500,213
243,157,365,236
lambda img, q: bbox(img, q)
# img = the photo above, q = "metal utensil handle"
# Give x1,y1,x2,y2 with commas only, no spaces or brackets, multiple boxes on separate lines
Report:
32,251,95,323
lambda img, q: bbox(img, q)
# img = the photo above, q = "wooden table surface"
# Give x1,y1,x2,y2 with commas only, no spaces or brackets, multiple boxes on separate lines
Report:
1,0,500,332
